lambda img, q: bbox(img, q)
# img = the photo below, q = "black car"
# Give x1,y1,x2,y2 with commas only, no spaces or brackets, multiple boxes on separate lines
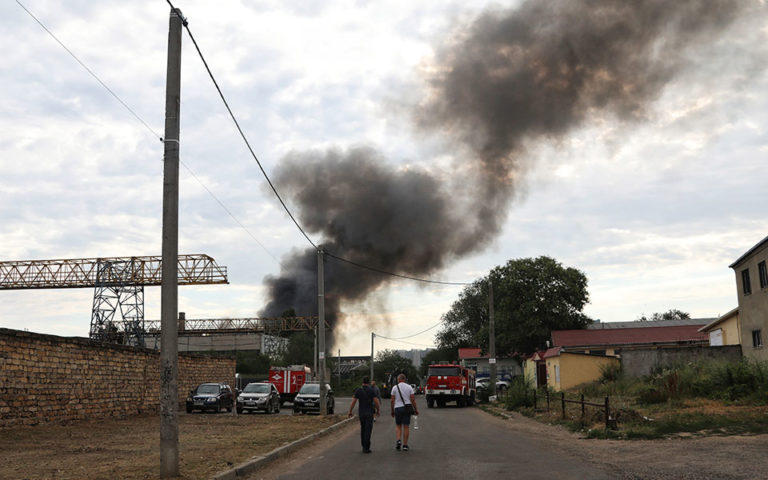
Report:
293,382,334,414
186,383,235,413
237,382,281,414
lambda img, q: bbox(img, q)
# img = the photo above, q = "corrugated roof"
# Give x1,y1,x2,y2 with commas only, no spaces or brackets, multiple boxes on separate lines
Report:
552,325,708,347
729,234,768,269
587,318,710,329
458,348,485,359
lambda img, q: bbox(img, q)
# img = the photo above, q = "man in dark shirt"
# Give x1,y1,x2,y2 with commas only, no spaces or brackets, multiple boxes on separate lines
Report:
348,377,380,453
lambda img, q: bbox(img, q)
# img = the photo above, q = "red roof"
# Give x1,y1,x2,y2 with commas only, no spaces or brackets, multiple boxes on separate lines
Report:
458,348,486,359
541,346,562,359
552,325,708,348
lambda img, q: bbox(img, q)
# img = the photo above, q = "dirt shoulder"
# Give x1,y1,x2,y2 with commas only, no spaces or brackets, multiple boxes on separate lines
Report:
0,412,346,480
480,404,768,480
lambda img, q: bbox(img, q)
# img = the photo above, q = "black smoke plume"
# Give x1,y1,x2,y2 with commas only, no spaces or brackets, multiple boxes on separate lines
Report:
260,0,752,342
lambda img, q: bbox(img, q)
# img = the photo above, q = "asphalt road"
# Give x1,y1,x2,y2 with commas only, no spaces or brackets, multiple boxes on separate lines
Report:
262,397,615,480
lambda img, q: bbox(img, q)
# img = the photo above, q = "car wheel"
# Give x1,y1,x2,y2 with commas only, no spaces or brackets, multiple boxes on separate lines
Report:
215,402,221,413
266,403,273,414
236,406,243,414
186,406,192,414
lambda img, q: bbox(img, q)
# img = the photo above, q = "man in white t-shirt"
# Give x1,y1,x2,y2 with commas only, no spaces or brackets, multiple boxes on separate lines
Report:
390,373,419,451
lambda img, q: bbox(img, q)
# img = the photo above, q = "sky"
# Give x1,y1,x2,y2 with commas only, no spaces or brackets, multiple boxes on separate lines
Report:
1,0,766,357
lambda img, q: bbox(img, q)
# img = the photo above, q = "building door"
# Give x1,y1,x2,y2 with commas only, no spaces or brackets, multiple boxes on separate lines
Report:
536,362,547,387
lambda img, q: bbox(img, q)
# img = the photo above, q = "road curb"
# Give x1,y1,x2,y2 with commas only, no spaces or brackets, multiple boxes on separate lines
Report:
211,416,356,480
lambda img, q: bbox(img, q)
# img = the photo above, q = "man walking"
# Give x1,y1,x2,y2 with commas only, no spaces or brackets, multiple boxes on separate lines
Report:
348,377,380,453
370,380,382,422
390,373,419,451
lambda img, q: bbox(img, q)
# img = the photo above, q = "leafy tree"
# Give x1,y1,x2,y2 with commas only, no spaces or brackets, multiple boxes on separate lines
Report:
419,346,458,377
236,351,272,375
637,309,691,322
278,331,314,366
373,349,419,385
436,256,592,355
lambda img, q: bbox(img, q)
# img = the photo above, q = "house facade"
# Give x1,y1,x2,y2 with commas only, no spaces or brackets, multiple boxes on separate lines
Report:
698,308,741,347
458,348,521,379
729,235,768,362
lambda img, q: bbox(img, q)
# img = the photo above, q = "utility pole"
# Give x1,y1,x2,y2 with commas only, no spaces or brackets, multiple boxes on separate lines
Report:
160,7,183,478
370,332,375,382
488,278,497,398
338,348,341,387
317,249,327,415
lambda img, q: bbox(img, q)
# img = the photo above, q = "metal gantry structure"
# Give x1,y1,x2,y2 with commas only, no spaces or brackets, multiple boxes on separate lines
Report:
0,254,228,346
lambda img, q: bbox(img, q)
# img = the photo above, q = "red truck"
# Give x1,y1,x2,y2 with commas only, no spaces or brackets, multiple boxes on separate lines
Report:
268,365,312,405
425,362,476,408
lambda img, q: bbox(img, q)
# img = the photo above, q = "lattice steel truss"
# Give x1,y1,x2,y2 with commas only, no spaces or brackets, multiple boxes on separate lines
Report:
0,254,228,346
144,316,325,335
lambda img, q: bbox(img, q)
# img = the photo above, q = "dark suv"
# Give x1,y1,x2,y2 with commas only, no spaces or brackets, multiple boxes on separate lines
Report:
186,383,234,413
293,382,334,414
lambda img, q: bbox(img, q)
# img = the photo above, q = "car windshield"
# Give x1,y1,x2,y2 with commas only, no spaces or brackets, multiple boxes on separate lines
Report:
196,384,219,394
243,384,270,394
428,366,461,377
298,383,319,394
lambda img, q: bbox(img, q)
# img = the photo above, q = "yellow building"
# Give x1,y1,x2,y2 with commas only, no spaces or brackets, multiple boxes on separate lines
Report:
541,348,620,391
698,308,741,346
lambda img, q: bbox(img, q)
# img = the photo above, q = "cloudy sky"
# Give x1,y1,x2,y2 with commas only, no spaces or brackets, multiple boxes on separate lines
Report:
1,0,766,357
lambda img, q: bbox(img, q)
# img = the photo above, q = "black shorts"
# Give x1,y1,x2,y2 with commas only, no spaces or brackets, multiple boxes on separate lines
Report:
394,406,411,426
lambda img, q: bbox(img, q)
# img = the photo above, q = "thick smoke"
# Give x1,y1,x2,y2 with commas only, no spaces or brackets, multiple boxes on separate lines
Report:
260,0,751,341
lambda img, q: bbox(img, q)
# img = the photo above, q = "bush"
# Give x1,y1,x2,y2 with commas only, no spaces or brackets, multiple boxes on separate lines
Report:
504,377,534,410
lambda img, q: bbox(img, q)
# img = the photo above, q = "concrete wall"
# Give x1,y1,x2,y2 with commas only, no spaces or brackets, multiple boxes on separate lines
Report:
620,345,743,378
0,328,235,427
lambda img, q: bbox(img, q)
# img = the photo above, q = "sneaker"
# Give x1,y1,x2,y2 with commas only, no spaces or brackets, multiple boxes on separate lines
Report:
395,440,401,451
402,445,409,451
363,449,372,453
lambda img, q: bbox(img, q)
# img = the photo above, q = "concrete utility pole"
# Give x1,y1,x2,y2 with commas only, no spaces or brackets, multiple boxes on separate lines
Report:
370,332,375,382
160,7,183,478
317,249,327,415
488,278,497,398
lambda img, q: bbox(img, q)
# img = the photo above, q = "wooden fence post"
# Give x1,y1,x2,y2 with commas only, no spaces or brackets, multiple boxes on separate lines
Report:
546,390,550,412
533,389,537,410
604,396,610,429
581,393,585,421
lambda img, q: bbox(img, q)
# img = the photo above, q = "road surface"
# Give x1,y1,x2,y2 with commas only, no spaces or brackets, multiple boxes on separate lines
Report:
251,397,616,480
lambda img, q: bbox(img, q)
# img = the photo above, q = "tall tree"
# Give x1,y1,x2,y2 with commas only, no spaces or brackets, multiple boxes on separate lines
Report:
436,256,592,355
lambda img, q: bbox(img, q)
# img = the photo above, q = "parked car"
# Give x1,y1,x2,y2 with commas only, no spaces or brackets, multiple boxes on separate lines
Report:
292,382,334,414
186,383,234,413
237,382,281,414
476,378,510,392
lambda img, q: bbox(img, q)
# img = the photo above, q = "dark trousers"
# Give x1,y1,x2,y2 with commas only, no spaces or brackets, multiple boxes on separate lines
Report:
359,413,374,451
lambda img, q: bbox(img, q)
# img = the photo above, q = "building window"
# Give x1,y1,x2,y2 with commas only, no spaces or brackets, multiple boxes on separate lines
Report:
759,261,768,290
742,268,752,295
753,330,763,348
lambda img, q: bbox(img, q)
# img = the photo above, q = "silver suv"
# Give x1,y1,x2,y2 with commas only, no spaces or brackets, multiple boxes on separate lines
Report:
237,382,281,414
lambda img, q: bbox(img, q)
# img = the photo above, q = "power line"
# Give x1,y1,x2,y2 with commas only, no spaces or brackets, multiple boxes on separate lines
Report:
379,320,443,340
167,1,473,287
16,0,163,142
374,334,435,348
16,0,285,270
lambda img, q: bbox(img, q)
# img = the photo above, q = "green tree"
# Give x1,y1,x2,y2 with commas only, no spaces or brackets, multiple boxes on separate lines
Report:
373,349,419,386
278,331,314,366
419,346,458,377
236,351,272,375
436,256,592,355
637,309,691,322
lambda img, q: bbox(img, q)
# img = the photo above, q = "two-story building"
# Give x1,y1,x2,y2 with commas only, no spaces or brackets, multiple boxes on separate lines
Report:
729,234,768,362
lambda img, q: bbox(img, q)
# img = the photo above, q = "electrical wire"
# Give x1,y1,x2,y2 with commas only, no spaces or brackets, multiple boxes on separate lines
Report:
16,0,285,269
16,0,163,142
166,1,474,287
374,334,435,348
375,320,443,341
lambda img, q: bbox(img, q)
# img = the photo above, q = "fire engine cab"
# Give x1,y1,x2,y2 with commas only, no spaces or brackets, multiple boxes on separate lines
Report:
268,365,311,405
425,362,476,408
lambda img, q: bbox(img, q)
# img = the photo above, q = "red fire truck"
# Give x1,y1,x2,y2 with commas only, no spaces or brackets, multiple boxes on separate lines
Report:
425,362,476,408
268,365,312,405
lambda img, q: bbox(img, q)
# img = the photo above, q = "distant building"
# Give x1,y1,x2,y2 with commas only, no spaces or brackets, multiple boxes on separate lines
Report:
729,234,768,362
394,348,432,369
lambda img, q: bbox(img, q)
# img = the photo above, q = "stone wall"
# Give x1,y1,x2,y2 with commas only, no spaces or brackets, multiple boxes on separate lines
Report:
620,345,743,378
0,328,235,427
